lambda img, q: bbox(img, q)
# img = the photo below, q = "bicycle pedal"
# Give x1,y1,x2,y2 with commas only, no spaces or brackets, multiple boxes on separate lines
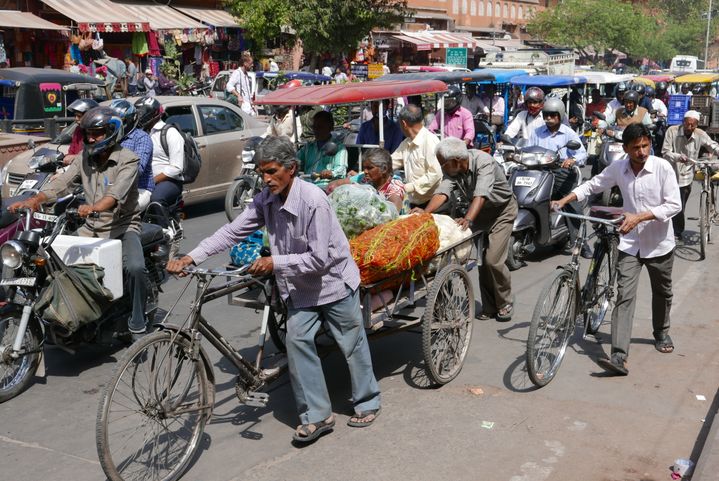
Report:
245,391,269,407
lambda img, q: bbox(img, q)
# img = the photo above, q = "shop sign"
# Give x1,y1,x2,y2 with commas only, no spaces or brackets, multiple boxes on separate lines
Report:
446,48,467,68
368,63,385,79
351,63,369,78
40,83,62,113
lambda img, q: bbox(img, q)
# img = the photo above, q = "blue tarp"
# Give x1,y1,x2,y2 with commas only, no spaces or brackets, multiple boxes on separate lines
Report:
509,74,587,87
472,68,529,84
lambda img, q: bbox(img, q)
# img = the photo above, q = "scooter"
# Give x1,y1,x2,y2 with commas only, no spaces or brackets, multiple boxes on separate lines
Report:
591,113,624,207
503,137,584,270
0,191,170,402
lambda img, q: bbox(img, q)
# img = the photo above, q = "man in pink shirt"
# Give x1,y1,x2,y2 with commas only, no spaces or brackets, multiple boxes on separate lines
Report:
428,85,475,146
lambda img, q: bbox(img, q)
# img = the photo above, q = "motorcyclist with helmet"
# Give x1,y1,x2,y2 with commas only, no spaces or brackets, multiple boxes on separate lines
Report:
645,86,668,120
630,82,654,111
504,86,546,140
428,84,475,146
8,106,149,340
655,81,670,106
64,98,99,166
680,83,692,95
110,99,154,210
604,81,629,118
527,97,592,258
602,90,652,139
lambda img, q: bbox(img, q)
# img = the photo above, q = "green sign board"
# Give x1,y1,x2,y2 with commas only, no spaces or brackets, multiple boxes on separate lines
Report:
446,47,467,68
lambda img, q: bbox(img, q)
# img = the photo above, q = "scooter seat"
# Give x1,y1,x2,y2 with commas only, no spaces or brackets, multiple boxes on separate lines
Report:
140,222,165,246
589,206,624,220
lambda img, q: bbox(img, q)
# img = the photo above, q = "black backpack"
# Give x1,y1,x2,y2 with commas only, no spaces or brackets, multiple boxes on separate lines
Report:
160,123,202,184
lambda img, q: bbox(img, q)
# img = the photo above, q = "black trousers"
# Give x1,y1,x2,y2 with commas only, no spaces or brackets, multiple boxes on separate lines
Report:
671,184,692,236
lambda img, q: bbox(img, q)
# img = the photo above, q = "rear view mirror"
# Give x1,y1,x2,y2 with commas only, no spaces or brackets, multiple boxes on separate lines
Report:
565,140,582,150
27,139,35,150
592,111,606,121
53,131,73,145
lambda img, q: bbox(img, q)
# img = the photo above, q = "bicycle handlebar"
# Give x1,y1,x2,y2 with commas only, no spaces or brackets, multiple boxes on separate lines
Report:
182,264,253,278
555,210,625,226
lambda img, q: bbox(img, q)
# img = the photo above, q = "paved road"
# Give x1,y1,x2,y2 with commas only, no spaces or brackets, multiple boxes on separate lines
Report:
1,189,718,481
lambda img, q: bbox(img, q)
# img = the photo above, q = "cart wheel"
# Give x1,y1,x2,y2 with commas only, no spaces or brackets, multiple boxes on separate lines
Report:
422,264,475,385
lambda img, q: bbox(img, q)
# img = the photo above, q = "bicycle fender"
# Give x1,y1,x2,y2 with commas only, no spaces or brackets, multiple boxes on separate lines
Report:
155,324,216,388
232,174,257,185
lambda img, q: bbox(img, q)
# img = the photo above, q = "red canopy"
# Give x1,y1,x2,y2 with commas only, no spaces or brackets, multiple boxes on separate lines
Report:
256,80,447,105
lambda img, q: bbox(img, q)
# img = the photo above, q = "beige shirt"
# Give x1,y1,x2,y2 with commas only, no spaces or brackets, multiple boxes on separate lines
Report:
43,146,141,238
662,125,719,187
264,112,302,142
391,127,442,205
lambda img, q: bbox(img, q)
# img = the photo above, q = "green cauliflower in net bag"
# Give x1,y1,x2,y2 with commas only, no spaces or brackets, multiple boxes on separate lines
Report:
329,183,398,238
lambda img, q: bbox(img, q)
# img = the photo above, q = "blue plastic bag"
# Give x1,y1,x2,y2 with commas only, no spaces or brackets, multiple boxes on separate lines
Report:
230,230,264,266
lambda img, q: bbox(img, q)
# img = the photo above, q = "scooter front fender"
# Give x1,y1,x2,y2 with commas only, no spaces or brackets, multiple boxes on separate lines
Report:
513,209,537,232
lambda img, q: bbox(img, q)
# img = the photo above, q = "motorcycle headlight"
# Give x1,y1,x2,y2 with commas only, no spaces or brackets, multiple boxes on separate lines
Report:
540,154,556,165
1,241,26,270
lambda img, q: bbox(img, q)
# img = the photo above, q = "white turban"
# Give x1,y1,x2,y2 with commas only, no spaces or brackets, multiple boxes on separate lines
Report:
684,110,701,121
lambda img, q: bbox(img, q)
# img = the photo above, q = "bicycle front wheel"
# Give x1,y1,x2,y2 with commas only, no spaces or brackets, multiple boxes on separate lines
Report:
583,237,617,335
96,331,213,481
700,190,709,260
526,269,578,387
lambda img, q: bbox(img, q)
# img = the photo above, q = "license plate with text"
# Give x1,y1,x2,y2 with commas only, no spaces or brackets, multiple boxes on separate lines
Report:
0,277,36,287
514,176,535,187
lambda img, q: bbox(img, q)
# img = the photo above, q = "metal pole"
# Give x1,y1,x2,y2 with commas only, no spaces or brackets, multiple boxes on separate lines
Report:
706,0,713,68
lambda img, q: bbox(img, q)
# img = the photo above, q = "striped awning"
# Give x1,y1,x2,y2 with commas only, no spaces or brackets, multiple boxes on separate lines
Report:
393,30,478,51
113,2,206,30
0,10,68,30
40,0,150,32
174,7,240,28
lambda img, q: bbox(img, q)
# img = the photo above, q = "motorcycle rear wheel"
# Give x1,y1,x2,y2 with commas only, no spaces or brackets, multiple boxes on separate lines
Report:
0,313,42,403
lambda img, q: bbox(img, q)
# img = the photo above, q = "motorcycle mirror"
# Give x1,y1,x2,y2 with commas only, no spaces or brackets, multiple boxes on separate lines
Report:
565,140,582,150
321,141,338,157
27,139,35,151
592,111,606,121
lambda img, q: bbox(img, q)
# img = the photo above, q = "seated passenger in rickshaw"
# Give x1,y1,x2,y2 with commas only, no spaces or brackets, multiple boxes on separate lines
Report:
478,85,506,128
296,110,347,189
356,100,404,154
327,148,407,213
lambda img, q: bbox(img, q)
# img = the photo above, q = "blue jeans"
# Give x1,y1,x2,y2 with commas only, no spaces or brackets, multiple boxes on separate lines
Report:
150,179,182,227
120,231,148,333
286,287,381,424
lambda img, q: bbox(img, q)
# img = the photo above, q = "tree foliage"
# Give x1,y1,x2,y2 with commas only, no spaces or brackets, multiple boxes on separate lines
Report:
225,0,410,56
527,0,712,61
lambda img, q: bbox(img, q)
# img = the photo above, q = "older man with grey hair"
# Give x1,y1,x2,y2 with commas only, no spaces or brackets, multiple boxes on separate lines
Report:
415,137,518,322
168,136,381,443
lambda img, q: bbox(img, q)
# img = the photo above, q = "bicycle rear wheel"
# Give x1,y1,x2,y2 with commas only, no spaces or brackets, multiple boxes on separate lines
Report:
526,269,578,387
96,331,213,481
583,237,617,335
700,191,709,260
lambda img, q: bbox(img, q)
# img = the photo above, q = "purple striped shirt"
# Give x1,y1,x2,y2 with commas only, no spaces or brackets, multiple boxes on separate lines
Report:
188,178,360,308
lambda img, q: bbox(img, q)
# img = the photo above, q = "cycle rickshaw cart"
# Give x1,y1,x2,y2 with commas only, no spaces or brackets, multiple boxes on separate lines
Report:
96,79,485,481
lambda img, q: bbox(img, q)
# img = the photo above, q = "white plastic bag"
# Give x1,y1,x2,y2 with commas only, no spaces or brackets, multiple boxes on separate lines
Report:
428,214,473,273
329,183,398,238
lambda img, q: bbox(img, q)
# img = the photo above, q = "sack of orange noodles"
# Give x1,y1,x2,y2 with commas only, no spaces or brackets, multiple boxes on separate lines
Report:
350,213,440,285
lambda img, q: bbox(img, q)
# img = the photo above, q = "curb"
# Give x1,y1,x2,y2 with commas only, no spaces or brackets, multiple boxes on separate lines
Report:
692,387,719,480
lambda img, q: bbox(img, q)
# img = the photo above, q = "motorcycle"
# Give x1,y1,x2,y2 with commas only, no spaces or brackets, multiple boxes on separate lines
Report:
224,136,264,222
503,137,584,270
0,192,170,402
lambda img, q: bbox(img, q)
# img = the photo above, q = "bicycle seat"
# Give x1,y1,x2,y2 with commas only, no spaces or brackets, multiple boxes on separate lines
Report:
589,206,623,220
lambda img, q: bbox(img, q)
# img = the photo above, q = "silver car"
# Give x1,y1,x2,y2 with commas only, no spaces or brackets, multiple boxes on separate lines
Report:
2,96,267,205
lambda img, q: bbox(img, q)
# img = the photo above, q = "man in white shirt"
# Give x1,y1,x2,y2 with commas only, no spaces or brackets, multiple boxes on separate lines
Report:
504,87,546,140
136,97,185,211
264,105,302,142
604,82,628,119
552,123,681,376
646,86,667,119
391,104,443,207
226,52,255,116
269,58,279,72
322,64,333,77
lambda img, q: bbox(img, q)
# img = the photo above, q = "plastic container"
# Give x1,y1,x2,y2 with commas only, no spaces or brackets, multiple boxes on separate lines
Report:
691,95,713,109
50,235,124,300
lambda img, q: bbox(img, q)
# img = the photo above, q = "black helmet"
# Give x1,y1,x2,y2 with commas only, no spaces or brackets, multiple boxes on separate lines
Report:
79,106,124,157
655,81,668,92
680,82,690,91
645,86,656,98
631,82,645,95
692,84,705,95
525,86,545,103
615,82,629,97
134,96,163,130
444,84,463,112
622,90,639,105
67,98,99,116
542,97,566,118
109,99,138,135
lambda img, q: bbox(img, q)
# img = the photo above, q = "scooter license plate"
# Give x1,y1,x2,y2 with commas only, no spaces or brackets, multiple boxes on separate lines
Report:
243,163,255,170
33,212,58,223
514,176,535,187
0,277,36,287
608,144,624,153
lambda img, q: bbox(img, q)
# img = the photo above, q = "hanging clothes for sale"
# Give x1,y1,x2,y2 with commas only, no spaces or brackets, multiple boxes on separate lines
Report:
132,32,148,56
147,32,161,57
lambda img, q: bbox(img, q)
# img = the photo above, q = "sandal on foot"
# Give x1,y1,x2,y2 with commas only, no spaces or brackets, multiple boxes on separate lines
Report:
477,312,495,321
597,355,628,376
347,408,381,428
496,304,513,322
292,417,335,444
655,335,674,354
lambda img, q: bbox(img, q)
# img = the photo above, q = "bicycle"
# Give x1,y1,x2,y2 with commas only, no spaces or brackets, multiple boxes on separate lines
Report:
95,265,286,481
526,207,624,387
691,156,719,260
